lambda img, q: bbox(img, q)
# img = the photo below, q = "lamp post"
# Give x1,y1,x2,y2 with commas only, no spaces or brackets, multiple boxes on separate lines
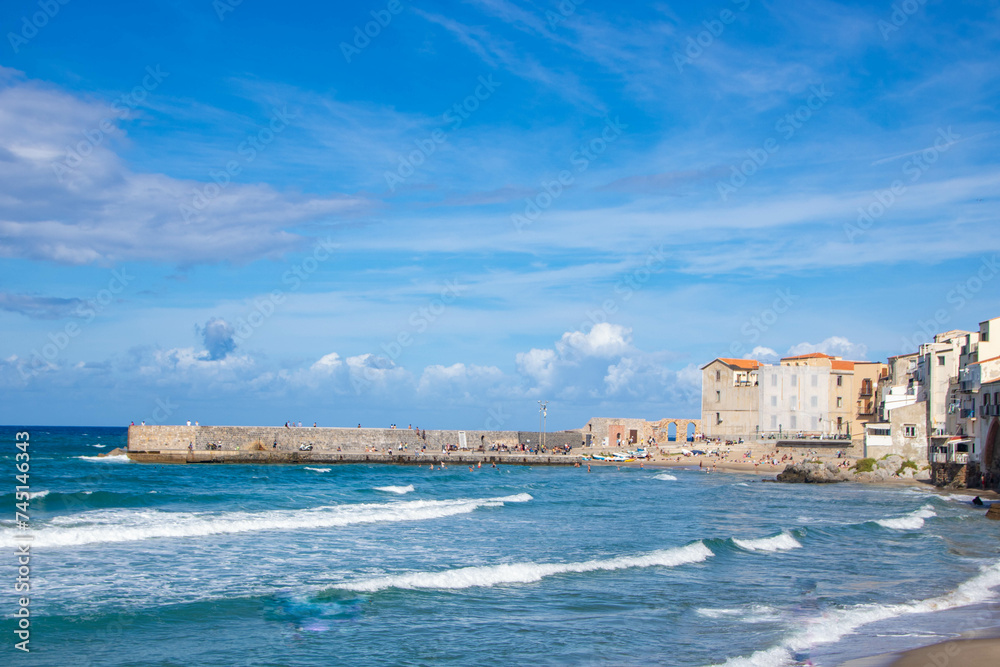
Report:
538,400,548,452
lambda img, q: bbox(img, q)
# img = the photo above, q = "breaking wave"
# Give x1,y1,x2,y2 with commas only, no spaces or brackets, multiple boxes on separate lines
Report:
374,485,415,494
715,558,1000,666
75,454,131,463
731,533,802,553
0,493,532,549
304,467,331,473
336,541,713,592
696,605,782,623
874,505,936,530
653,473,677,481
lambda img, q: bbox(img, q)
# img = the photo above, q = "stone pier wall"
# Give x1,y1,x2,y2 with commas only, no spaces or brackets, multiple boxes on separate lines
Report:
127,425,590,456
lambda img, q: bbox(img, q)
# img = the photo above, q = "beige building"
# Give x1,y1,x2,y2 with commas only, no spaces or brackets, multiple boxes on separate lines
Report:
702,353,882,443
701,358,760,438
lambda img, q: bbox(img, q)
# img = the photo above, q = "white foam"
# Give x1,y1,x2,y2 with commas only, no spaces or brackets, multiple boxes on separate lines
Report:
715,557,1000,666
697,605,781,623
304,467,331,473
337,541,713,592
653,473,677,481
732,533,802,553
28,490,49,499
874,504,936,530
0,493,532,548
92,444,106,448
75,454,131,463
374,485,415,494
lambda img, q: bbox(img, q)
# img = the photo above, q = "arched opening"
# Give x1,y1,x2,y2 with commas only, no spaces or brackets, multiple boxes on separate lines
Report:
686,422,696,442
667,422,677,442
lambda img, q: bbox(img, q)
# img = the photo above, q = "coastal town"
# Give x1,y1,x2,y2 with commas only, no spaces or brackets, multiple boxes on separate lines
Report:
699,315,1000,490
125,315,1000,494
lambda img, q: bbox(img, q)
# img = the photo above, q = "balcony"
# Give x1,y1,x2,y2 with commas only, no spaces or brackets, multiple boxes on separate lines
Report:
960,408,975,419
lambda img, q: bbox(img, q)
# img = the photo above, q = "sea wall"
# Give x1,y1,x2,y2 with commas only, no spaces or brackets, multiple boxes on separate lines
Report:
127,425,588,461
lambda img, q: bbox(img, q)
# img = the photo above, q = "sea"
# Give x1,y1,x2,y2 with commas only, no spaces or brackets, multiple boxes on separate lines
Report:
2,426,1000,667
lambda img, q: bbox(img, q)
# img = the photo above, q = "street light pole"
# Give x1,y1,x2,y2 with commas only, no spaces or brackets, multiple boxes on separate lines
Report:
538,400,548,452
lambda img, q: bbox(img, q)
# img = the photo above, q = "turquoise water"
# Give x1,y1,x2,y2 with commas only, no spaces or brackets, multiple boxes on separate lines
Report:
2,426,1000,666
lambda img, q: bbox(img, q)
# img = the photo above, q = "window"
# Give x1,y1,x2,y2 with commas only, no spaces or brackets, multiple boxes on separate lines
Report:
811,396,818,407
771,396,777,407
836,375,843,387
904,424,916,437
716,370,721,381
715,390,721,402
770,415,777,429
771,375,778,387
837,397,843,408
791,375,797,387
938,355,945,366
790,416,797,429
811,375,818,387
716,412,721,424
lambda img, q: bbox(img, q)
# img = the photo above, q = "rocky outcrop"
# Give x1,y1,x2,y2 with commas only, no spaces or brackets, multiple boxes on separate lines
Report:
776,457,931,484
987,504,1000,520
776,461,851,484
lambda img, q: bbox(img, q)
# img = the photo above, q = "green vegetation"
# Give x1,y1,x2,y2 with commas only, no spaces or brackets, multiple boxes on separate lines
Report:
899,460,918,474
853,458,876,473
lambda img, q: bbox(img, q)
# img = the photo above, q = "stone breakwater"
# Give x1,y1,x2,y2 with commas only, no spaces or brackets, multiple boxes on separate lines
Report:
776,454,930,484
127,425,587,465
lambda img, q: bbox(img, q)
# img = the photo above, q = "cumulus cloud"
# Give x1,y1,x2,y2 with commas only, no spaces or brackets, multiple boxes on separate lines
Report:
197,318,237,361
417,363,507,399
786,336,868,360
746,346,779,362
555,322,633,359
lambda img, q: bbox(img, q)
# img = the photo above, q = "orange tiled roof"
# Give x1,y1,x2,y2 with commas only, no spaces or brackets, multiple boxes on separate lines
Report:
716,358,761,370
781,352,835,360
831,360,855,371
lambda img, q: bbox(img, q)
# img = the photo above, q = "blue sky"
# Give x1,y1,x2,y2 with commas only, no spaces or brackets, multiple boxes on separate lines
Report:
1,0,998,429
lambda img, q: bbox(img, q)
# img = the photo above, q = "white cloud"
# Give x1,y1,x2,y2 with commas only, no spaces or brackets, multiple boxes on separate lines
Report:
786,336,868,360
0,71,365,266
555,322,632,359
747,346,779,362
